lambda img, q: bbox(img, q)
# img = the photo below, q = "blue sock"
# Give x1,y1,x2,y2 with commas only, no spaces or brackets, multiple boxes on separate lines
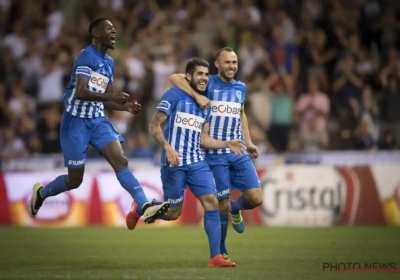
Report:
39,175,68,199
116,168,149,209
204,210,221,258
220,214,228,254
230,195,254,214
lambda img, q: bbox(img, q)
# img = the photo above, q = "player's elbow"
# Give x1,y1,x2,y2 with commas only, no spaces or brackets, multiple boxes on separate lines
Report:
148,123,158,137
169,73,183,85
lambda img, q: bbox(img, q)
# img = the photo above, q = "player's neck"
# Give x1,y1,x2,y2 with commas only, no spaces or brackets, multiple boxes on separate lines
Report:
217,74,233,84
91,42,107,56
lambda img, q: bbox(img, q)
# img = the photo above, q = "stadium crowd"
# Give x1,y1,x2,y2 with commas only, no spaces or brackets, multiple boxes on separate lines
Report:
0,0,400,163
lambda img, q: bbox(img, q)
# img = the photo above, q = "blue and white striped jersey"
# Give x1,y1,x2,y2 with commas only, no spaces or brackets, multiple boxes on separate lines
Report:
64,45,114,118
206,75,246,155
157,87,211,167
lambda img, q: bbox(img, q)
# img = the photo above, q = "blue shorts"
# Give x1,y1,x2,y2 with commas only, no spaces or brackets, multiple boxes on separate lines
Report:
60,112,124,168
205,153,260,200
161,160,216,207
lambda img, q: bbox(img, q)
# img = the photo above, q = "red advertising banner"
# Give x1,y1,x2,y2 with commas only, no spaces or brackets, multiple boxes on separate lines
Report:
0,164,399,227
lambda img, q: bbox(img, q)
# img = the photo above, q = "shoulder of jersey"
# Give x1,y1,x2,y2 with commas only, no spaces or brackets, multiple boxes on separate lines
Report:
105,54,114,62
235,80,246,87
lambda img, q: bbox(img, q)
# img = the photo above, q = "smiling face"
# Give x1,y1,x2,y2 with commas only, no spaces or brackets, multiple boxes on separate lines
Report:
95,20,117,49
187,66,209,93
215,50,238,82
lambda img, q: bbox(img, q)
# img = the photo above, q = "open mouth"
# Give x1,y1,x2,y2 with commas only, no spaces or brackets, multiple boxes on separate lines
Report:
198,81,207,88
110,35,116,44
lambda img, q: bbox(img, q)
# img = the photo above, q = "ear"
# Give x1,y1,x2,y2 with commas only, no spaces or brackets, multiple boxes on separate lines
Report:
186,73,192,82
214,60,219,69
93,30,101,38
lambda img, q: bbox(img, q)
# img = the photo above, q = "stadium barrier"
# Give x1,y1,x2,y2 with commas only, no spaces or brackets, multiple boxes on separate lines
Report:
0,152,399,227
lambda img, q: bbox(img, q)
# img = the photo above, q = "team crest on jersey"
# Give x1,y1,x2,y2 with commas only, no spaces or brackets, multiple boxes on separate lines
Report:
236,90,242,101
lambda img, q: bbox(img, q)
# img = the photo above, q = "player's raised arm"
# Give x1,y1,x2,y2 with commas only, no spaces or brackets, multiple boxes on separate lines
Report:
169,73,210,109
201,122,245,155
149,110,180,166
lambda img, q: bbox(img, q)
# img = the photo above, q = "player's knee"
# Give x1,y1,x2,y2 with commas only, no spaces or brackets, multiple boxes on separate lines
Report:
66,176,83,190
244,188,263,207
166,206,182,220
249,195,263,207
114,154,128,171
199,194,219,211
218,198,230,215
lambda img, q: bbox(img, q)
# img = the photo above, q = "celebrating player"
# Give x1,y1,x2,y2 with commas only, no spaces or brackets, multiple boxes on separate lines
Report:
167,47,263,261
28,18,170,223
127,58,245,267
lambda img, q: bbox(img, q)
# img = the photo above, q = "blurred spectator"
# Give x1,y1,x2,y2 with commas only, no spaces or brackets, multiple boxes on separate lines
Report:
300,117,329,152
353,120,375,150
15,114,41,154
381,77,400,122
37,55,64,107
296,77,330,135
267,24,299,83
36,106,62,154
0,126,28,161
7,84,36,119
268,69,294,152
378,129,398,150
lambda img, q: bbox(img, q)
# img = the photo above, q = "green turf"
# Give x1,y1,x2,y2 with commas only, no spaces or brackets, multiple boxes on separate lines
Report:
0,226,399,280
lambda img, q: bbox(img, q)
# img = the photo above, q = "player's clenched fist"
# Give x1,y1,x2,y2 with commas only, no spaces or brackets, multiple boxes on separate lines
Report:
166,147,181,167
227,139,246,155
112,92,130,104
195,95,210,109
126,101,141,114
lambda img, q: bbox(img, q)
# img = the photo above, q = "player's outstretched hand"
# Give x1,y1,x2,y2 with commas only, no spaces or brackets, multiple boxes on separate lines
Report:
166,147,181,167
247,143,260,159
227,139,246,155
195,95,210,109
112,92,130,104
126,101,141,114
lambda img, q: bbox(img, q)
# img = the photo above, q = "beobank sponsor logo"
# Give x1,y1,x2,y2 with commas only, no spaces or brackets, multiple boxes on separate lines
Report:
174,112,205,132
261,166,359,226
210,101,241,118
88,71,109,93
24,189,73,223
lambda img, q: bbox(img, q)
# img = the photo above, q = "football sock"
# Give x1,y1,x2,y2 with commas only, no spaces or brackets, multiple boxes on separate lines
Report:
204,209,221,258
116,168,149,209
39,175,68,199
230,195,254,214
220,214,228,254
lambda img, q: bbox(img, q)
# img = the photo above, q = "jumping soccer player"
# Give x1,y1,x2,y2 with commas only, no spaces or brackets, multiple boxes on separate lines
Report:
28,18,170,223
127,58,244,267
167,47,263,261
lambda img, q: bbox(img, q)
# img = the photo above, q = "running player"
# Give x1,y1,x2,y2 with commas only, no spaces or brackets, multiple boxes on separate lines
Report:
167,47,263,261
127,58,244,267
28,18,170,223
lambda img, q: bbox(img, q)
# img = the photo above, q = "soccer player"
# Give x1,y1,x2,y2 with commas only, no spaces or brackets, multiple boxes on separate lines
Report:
28,18,170,223
127,58,244,267
167,47,263,261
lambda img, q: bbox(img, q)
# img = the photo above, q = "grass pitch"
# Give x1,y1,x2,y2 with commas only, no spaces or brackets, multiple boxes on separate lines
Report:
0,226,399,280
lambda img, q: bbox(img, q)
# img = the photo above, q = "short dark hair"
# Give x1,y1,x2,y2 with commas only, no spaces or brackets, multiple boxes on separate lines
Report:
88,18,108,37
216,47,234,59
185,58,209,75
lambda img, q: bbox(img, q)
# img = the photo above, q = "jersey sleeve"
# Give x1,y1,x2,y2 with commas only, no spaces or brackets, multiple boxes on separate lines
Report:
205,107,212,123
74,51,94,79
156,89,180,116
